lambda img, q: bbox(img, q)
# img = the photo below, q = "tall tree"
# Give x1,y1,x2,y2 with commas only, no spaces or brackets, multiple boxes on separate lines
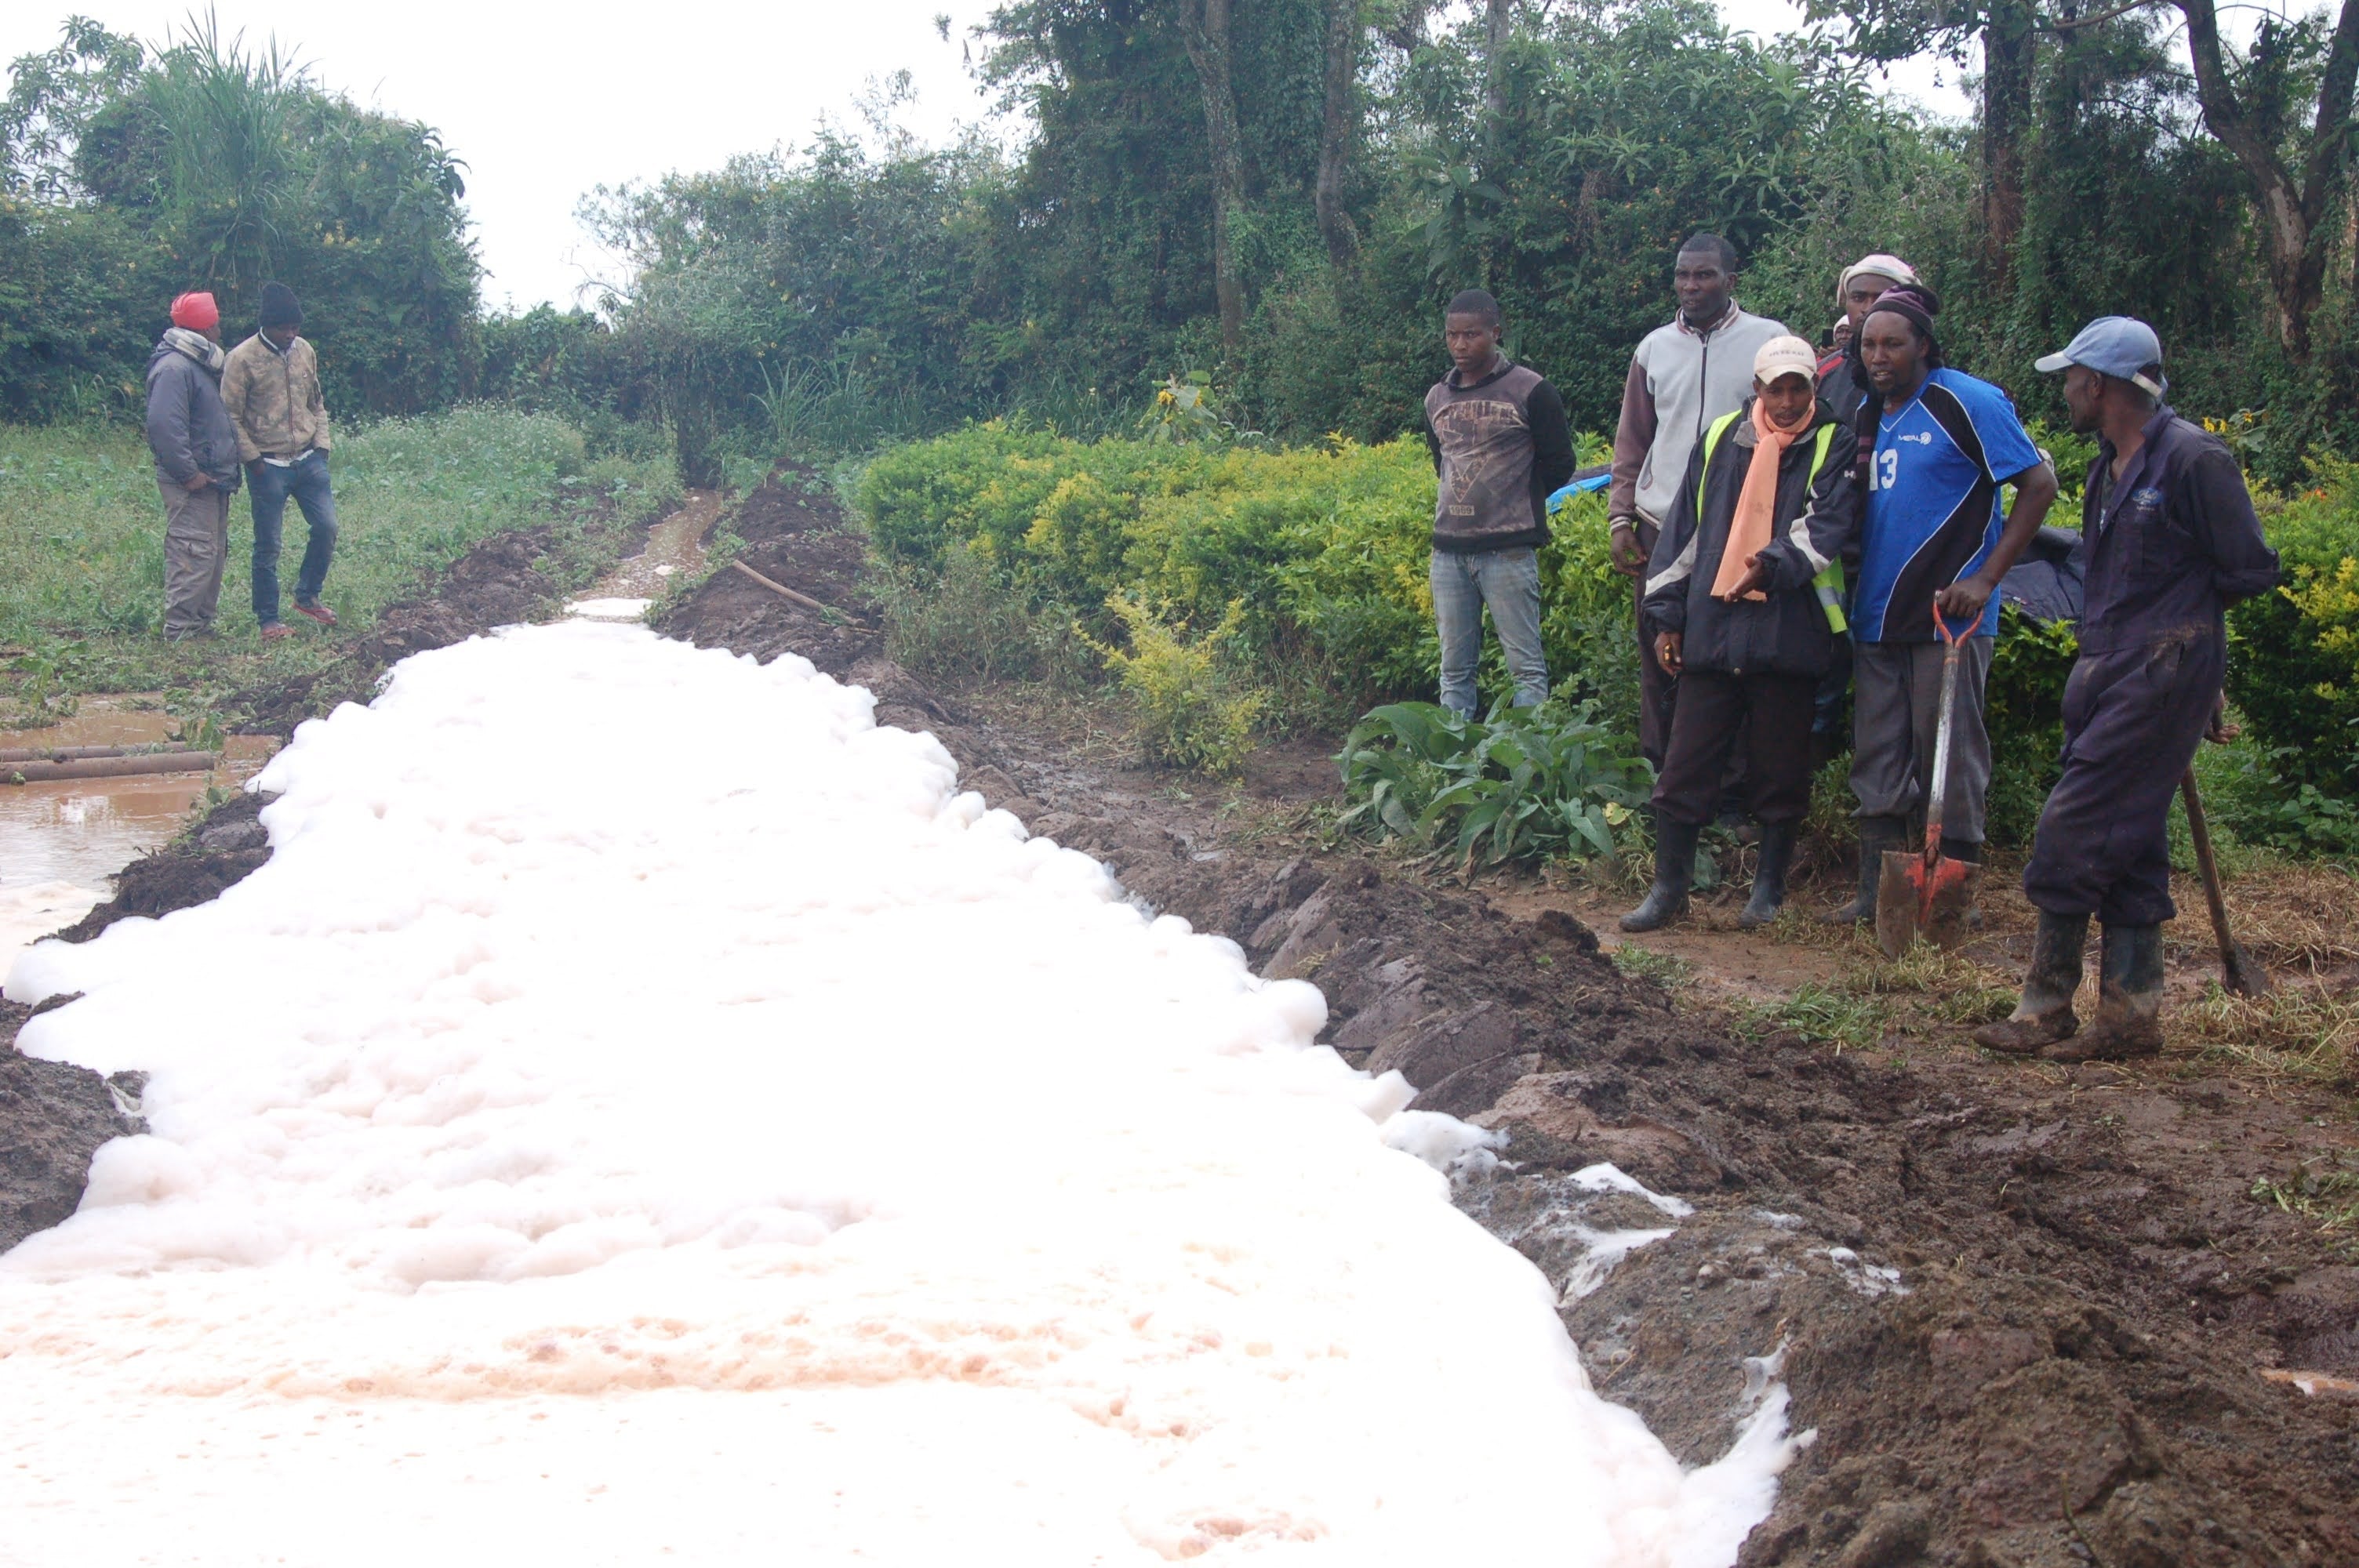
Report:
2176,0,2359,361
1316,0,1361,267
1176,0,1246,344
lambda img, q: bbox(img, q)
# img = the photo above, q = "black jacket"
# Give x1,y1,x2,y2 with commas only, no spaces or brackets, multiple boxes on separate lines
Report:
144,332,244,492
1642,397,1859,679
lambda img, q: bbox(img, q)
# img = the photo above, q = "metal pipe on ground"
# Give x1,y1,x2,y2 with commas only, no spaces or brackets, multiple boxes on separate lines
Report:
0,745,147,764
2,751,220,783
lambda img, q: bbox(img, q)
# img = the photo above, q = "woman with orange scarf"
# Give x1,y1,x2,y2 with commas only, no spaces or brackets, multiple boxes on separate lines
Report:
1623,336,1860,933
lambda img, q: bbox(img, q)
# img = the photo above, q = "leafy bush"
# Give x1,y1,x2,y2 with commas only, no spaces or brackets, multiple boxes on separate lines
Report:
1083,594,1261,775
859,423,1634,731
2232,460,2359,796
1983,607,2081,848
1336,701,1653,873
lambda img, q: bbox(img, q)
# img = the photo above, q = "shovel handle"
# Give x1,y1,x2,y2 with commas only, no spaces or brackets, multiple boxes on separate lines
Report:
2179,769,2241,972
1923,601,1964,867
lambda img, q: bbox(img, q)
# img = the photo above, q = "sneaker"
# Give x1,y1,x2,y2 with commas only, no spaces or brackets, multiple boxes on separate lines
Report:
293,601,338,627
260,622,296,641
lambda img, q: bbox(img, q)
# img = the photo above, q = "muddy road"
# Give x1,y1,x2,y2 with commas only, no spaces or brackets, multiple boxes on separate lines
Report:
6,468,2353,1565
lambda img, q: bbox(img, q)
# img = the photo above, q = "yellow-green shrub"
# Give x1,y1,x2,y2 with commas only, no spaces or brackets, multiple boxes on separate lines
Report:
2231,458,2359,795
1084,595,1263,774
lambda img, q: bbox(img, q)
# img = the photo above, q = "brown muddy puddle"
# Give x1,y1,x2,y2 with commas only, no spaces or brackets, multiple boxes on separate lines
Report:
565,488,718,621
2,698,278,969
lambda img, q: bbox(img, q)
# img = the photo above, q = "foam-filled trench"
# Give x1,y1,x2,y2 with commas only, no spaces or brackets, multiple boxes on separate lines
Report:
2,620,1793,1566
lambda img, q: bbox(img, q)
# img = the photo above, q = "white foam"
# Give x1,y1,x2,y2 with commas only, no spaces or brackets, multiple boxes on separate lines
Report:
2,622,1795,1565
563,596,651,619
0,878,100,976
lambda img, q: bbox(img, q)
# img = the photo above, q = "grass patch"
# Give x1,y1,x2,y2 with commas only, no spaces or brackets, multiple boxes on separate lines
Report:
0,408,677,720
2179,982,2359,1085
1610,945,1695,990
1738,942,2017,1049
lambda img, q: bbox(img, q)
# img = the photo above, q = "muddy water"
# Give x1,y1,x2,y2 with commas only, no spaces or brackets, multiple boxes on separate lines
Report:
1,699,277,967
564,488,718,621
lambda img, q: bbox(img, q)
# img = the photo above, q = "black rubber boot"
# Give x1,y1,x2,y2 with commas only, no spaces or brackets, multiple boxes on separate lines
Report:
1940,836,1986,929
1825,816,1903,925
2044,923,2165,1062
1973,911,2088,1054
1738,822,1796,929
1621,817,1700,932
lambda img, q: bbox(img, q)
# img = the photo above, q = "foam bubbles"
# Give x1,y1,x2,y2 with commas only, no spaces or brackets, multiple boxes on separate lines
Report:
0,622,1792,1565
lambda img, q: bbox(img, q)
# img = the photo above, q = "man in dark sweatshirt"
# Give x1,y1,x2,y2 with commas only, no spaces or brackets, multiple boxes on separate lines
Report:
144,291,245,641
1422,289,1575,716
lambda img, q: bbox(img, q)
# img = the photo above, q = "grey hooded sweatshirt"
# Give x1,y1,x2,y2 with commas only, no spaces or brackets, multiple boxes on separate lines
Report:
144,328,244,492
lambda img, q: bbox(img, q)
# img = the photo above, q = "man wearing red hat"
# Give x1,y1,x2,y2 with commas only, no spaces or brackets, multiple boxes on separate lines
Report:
144,291,243,641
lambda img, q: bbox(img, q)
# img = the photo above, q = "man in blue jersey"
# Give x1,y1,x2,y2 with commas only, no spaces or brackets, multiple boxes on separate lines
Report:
1829,286,2059,924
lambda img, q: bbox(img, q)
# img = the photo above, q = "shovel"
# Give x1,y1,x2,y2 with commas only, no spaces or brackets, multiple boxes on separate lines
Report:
2179,769,2273,997
1877,603,1983,957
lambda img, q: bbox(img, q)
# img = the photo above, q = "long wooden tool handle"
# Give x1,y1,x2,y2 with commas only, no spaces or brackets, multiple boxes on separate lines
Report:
729,557,833,615
2179,769,2237,964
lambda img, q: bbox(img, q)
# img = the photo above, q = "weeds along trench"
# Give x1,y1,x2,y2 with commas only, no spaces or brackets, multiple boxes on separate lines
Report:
1,464,2351,1565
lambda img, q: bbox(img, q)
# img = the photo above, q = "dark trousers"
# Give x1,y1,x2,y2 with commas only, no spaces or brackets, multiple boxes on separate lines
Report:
2023,630,2222,927
1633,517,1675,767
1651,669,1819,829
249,450,338,625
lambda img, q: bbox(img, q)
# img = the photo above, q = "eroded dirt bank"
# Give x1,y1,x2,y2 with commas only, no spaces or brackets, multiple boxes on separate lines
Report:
5,466,2350,1565
656,467,2359,1567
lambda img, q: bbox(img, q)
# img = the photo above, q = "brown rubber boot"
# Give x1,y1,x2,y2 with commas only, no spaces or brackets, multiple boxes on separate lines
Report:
1974,910,2087,1055
2041,923,2164,1063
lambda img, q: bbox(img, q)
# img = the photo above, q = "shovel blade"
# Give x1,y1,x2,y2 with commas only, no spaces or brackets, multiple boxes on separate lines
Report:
1875,849,1983,958
2222,943,2274,999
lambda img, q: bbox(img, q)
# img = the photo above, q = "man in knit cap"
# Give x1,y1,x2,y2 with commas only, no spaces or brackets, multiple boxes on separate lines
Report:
1830,285,2058,925
144,291,244,641
222,281,338,640
1817,253,1921,426
1608,234,1790,765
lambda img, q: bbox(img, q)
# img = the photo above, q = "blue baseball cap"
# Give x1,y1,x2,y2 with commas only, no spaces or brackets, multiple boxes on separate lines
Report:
2036,316,2165,396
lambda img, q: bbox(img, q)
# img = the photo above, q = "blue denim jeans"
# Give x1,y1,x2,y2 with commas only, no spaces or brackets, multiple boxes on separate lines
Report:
1429,546,1549,717
248,450,338,626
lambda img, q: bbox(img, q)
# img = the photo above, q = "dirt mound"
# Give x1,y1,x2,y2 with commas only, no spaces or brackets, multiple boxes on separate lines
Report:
1,998,144,1252
655,469,881,676
665,462,2357,1566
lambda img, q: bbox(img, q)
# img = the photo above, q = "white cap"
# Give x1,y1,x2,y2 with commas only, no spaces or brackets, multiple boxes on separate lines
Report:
1754,335,1819,387
1837,253,1919,301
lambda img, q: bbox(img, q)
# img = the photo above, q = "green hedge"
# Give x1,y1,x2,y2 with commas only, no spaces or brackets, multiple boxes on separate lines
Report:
2232,459,2359,797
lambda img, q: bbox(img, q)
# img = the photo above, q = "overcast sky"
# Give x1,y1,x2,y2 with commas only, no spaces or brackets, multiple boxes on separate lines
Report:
4,1,1971,312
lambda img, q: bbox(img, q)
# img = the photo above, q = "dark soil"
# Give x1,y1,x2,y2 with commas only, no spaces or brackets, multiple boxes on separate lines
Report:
659,463,2359,1568
1,996,142,1253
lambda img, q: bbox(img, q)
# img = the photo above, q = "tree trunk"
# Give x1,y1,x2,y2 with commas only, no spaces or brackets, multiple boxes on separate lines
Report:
1316,0,1361,269
1484,0,1513,133
2179,0,2359,361
1979,0,2036,279
1178,0,1246,347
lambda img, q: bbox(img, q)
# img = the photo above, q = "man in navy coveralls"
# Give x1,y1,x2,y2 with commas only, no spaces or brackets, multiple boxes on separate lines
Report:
1977,318,2280,1062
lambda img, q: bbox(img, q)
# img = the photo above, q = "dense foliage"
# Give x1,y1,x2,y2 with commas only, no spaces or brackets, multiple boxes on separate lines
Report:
2,18,479,421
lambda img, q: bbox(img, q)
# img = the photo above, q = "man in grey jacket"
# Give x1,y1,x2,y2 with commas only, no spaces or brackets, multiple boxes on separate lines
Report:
1608,234,1789,764
144,292,244,641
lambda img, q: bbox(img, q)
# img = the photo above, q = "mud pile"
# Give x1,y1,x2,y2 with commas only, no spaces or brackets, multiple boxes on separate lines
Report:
656,464,2359,1568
